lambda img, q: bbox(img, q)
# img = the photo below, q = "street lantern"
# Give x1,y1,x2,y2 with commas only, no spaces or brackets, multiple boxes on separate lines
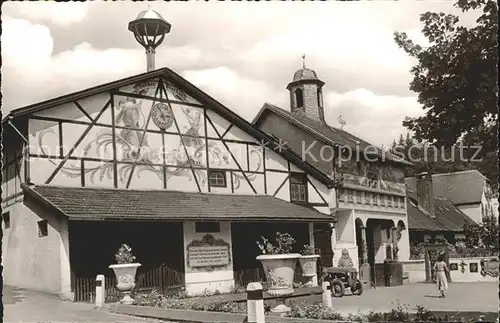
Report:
128,7,171,72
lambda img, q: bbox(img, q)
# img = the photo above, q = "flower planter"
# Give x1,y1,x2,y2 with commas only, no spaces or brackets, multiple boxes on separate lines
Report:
256,253,300,313
299,255,320,287
109,263,141,305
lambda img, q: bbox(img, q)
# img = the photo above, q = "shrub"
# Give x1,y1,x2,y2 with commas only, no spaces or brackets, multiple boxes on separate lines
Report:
134,289,166,307
134,290,246,314
288,302,343,320
114,244,136,264
256,232,296,255
300,245,316,256
385,301,411,322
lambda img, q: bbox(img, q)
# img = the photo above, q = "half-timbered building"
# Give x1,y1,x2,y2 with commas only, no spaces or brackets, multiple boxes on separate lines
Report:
253,64,413,287
1,68,339,299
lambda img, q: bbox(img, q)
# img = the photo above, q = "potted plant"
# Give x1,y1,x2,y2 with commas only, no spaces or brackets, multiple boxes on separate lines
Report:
256,232,300,313
298,245,320,287
109,244,141,305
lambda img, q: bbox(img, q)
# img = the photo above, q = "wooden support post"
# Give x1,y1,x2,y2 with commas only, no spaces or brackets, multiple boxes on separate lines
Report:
95,274,105,308
246,282,265,323
321,281,332,308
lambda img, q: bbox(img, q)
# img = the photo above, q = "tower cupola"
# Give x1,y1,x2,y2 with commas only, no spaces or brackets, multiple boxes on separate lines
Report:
287,55,325,122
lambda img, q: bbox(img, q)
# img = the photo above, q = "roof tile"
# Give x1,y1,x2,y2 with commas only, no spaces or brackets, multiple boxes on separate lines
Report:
27,185,334,222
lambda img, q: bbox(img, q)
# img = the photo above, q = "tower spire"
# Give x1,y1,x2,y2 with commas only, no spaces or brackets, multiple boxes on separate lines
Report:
302,54,306,68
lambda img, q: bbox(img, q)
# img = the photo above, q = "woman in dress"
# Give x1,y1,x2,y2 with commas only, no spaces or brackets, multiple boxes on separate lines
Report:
433,254,449,297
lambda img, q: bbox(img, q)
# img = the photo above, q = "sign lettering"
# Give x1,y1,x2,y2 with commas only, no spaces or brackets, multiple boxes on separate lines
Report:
165,82,187,102
188,245,229,268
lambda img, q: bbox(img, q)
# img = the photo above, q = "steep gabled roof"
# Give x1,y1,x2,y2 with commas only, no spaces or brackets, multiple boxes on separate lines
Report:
252,103,412,166
3,68,334,187
406,194,476,232
405,170,487,206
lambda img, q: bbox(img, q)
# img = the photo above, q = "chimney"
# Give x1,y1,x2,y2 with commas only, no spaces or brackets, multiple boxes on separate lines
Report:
416,172,435,219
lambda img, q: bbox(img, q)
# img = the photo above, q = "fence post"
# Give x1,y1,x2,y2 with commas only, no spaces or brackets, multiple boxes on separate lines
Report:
247,282,265,323
95,274,105,308
322,281,332,308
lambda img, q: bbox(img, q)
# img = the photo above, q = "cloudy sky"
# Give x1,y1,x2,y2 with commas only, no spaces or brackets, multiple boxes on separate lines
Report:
1,2,479,146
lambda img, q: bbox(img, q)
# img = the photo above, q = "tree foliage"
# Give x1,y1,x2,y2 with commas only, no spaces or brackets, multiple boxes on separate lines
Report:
390,132,498,190
463,215,499,250
394,0,498,154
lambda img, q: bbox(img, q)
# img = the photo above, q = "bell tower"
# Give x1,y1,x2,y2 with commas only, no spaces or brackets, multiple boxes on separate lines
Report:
286,55,326,122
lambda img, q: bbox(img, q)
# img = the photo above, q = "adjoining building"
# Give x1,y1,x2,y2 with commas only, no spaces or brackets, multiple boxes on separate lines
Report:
405,170,496,224
253,61,413,287
405,173,476,245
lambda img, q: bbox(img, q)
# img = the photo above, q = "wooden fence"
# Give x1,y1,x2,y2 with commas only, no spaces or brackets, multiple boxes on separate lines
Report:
72,265,184,303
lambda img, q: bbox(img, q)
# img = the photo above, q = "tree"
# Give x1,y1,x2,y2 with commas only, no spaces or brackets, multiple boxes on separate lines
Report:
463,215,499,250
394,0,498,157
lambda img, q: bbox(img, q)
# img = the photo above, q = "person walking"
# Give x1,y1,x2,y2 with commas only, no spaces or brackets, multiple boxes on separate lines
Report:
433,254,449,298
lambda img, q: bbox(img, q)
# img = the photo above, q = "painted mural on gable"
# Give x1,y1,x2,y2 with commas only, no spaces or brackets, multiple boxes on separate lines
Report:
30,79,263,191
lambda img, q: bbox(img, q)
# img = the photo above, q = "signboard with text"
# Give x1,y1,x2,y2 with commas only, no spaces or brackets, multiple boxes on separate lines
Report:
188,245,230,268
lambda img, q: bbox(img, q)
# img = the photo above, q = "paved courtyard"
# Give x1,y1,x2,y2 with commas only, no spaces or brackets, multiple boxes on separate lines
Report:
2,283,497,322
331,282,498,315
2,285,172,323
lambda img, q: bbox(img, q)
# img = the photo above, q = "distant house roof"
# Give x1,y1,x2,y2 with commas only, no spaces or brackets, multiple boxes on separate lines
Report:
405,170,487,205
22,184,334,223
406,194,476,232
252,103,412,166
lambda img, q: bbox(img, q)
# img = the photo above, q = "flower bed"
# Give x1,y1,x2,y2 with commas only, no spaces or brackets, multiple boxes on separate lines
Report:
288,302,496,322
134,289,246,314
133,290,494,322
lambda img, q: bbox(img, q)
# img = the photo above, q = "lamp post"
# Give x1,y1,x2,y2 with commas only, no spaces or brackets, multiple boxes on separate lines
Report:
128,7,171,72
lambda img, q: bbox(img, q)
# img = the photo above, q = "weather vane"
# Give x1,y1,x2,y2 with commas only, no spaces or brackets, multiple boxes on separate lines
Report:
302,54,306,68
338,115,346,130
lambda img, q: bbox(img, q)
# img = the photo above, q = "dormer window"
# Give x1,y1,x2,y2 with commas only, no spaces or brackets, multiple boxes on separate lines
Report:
295,88,304,108
208,170,227,188
290,173,307,203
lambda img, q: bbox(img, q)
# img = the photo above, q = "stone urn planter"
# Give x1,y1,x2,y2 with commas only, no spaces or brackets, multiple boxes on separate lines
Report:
257,254,301,296
110,244,140,305
256,232,299,313
299,255,320,287
257,253,300,313
109,263,141,304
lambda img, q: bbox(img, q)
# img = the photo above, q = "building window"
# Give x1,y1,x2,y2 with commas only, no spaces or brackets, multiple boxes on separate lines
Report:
2,212,10,229
290,173,307,203
317,88,323,107
195,221,220,233
295,88,304,107
208,170,226,188
38,220,48,237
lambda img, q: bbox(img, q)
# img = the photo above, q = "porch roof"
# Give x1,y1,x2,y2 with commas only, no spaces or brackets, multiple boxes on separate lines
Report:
22,184,334,223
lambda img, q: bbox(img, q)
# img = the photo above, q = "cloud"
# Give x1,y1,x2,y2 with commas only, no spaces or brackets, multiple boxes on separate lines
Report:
182,67,285,121
3,1,476,145
324,89,422,146
3,2,89,26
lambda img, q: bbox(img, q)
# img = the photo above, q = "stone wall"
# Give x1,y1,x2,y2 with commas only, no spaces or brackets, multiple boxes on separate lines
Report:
2,199,71,297
448,257,498,283
402,257,498,283
183,221,234,296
